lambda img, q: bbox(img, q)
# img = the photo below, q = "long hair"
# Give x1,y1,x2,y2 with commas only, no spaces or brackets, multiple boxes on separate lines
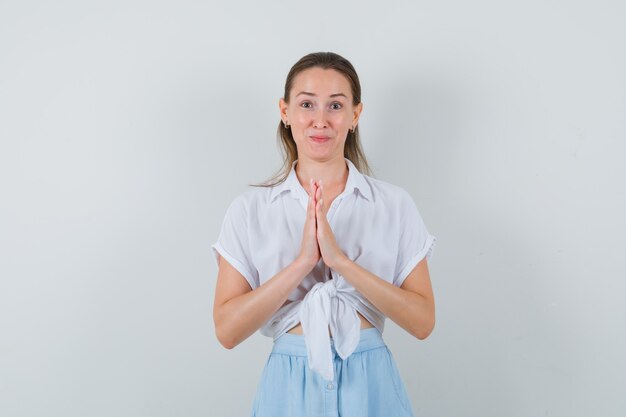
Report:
250,51,374,188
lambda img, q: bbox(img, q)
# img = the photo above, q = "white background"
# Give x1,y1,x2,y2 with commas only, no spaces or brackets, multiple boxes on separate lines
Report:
1,1,625,416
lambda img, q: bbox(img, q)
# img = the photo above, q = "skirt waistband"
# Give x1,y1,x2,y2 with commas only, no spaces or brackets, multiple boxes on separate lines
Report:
271,327,386,357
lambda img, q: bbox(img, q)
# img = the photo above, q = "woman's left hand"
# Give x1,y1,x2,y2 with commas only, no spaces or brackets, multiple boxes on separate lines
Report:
315,180,348,270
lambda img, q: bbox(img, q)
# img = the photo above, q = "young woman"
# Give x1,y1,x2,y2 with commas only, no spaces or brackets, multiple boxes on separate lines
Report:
212,51,437,417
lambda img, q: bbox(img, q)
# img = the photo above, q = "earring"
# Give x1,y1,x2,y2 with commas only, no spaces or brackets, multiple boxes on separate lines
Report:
284,120,290,128
350,126,355,133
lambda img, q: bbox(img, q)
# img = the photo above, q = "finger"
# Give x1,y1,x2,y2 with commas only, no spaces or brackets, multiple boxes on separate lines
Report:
315,199,320,221
309,181,317,212
317,197,324,215
308,188,315,219
316,199,325,230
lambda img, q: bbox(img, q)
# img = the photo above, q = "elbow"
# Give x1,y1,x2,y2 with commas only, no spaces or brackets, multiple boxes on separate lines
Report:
415,327,433,340
215,324,239,350
220,339,238,350
214,312,240,350
414,316,435,340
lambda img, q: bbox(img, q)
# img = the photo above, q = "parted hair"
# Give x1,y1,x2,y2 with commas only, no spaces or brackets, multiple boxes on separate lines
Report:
251,51,374,188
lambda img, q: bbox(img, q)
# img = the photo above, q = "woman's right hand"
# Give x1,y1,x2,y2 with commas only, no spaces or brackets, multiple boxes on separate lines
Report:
297,178,321,270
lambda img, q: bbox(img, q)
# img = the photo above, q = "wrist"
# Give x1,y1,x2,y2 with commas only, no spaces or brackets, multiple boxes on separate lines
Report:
331,254,351,273
294,256,316,273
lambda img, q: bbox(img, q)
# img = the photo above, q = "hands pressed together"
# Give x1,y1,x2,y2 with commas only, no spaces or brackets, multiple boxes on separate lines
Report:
298,178,348,272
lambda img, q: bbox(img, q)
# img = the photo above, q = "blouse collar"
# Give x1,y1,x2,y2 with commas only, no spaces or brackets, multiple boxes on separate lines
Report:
269,157,373,203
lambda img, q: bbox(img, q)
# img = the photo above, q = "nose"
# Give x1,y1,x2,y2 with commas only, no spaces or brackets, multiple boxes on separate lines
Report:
313,108,328,129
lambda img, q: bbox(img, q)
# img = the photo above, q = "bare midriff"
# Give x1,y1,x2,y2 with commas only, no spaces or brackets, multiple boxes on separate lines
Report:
286,311,374,335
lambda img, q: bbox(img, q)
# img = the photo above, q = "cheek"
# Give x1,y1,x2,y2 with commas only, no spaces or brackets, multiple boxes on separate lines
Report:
335,112,352,123
288,110,309,125
294,113,309,123
324,113,347,126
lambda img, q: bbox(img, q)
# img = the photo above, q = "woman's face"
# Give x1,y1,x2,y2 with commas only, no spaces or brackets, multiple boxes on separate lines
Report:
279,67,362,161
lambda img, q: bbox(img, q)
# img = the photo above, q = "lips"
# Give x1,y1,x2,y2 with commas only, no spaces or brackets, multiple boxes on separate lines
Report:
310,135,330,142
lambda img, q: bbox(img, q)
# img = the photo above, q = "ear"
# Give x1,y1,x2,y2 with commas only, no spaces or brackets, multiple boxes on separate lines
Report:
278,97,288,121
352,102,363,127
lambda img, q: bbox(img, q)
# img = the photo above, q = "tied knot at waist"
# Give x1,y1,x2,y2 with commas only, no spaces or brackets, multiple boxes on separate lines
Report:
325,281,337,298
298,279,361,381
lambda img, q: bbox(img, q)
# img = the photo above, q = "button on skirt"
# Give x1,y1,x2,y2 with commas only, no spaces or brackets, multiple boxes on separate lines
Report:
250,327,415,417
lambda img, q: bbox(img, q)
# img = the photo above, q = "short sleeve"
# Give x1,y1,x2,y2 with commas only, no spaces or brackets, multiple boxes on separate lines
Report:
211,196,259,290
393,191,437,287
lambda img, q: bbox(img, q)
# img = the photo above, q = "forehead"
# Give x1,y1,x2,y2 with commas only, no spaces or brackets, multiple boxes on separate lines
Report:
291,67,352,99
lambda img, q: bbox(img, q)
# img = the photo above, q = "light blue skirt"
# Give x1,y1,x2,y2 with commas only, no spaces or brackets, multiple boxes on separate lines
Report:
250,327,415,417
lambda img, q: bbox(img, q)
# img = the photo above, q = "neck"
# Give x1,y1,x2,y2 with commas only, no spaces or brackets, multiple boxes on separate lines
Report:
295,156,348,192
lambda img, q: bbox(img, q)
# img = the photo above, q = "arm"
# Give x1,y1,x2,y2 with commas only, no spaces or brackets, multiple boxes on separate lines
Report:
214,179,322,349
314,181,435,340
213,255,314,349
334,256,435,340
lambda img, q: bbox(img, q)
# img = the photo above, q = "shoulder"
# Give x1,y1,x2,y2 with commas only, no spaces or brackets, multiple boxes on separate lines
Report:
224,186,273,216
362,174,414,207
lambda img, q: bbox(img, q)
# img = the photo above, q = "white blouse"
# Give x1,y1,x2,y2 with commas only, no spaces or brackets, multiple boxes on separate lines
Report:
211,157,437,381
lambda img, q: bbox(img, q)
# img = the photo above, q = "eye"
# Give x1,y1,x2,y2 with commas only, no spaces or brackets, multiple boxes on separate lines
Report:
330,102,343,110
300,101,312,109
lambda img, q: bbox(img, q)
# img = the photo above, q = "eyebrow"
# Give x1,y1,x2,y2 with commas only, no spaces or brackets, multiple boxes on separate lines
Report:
295,91,348,99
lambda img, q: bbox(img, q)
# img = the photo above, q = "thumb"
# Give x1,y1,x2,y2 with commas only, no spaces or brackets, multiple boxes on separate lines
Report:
316,197,324,221
308,179,316,217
